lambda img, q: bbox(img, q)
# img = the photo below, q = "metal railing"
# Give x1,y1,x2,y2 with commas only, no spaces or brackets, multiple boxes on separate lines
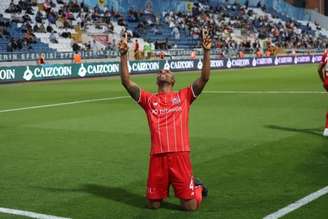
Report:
0,50,119,62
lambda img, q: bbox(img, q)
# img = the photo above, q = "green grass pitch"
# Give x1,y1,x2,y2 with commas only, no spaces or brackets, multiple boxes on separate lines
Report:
0,64,327,219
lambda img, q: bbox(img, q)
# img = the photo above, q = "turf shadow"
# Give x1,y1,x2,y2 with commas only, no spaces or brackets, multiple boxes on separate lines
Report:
34,184,181,210
82,184,181,210
81,184,146,209
265,125,323,137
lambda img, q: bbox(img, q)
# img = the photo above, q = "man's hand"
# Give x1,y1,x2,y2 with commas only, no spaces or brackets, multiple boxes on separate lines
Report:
192,28,212,97
201,29,212,51
118,33,128,56
119,32,140,102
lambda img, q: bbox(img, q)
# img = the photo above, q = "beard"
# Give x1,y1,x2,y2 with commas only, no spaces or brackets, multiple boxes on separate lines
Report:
157,74,172,84
157,79,171,86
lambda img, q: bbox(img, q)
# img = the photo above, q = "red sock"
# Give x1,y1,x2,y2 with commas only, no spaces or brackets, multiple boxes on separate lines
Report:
326,112,328,128
194,185,203,208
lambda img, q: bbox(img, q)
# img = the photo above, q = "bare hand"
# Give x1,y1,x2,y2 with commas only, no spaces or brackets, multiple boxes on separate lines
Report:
118,32,128,56
202,28,212,51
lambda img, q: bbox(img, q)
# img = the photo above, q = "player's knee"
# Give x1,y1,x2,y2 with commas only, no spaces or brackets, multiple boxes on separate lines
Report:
183,205,198,211
147,200,161,209
181,199,199,211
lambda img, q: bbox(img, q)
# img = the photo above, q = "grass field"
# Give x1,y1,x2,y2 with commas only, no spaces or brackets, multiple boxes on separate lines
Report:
0,64,327,219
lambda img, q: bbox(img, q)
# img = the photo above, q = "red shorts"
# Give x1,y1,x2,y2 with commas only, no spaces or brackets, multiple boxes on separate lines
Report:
146,152,195,201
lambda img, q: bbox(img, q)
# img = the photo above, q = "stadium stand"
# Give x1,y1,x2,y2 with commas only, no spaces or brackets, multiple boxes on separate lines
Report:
150,2,328,57
0,0,327,59
0,0,56,53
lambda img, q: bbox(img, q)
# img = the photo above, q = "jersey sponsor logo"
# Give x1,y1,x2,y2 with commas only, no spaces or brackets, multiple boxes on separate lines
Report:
172,96,181,105
159,107,182,114
151,107,182,115
150,96,182,115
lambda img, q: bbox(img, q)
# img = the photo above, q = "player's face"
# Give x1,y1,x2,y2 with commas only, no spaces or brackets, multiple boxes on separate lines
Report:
157,69,175,86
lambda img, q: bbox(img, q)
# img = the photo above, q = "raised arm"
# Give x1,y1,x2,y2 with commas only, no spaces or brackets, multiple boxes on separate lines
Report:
119,33,140,101
192,29,212,96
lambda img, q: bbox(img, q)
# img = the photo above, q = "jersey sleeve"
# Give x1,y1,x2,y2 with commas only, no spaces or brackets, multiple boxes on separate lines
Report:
137,89,152,110
179,85,197,105
321,53,327,64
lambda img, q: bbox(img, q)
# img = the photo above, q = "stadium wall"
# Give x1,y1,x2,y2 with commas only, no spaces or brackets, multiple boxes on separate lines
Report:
0,51,118,63
0,55,322,84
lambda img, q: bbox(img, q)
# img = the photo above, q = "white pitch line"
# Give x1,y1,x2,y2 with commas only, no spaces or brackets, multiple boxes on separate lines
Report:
203,90,326,94
263,185,328,219
0,91,325,113
0,96,129,113
0,207,71,219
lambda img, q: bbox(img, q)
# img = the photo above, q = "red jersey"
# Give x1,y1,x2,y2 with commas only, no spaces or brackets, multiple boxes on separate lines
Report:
321,51,328,83
321,51,328,72
138,86,197,155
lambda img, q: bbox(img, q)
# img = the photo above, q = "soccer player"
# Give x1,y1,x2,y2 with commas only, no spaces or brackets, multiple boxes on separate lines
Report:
317,49,328,136
118,30,211,211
